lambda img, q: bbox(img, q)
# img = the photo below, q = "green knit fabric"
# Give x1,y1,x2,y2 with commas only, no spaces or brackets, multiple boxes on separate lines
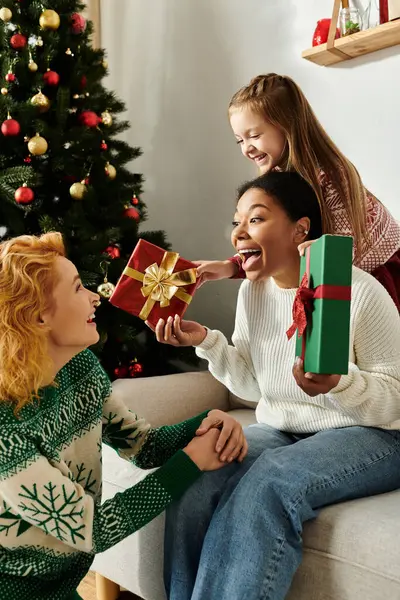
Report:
0,350,205,600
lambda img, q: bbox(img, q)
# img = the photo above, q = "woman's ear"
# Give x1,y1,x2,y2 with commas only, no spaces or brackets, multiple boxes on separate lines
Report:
293,217,310,244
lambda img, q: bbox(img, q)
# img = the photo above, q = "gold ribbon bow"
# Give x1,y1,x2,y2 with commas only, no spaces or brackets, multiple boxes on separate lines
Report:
123,251,197,320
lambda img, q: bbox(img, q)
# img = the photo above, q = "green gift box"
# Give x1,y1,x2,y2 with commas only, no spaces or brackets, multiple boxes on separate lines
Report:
287,235,353,375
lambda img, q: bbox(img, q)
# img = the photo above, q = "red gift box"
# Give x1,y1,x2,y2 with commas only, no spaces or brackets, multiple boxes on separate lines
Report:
109,239,198,328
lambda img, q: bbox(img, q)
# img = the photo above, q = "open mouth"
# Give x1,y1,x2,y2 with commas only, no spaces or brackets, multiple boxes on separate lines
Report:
87,313,96,324
253,153,267,164
238,248,262,271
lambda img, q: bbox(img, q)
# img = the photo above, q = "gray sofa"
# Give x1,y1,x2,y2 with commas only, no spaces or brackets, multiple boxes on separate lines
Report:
93,371,400,600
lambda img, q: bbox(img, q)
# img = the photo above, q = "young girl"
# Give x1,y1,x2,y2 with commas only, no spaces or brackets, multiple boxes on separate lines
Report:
154,170,400,600
0,232,246,600
196,73,400,309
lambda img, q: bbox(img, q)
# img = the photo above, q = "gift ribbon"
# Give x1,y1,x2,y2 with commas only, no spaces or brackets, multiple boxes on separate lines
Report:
286,247,351,360
123,251,197,320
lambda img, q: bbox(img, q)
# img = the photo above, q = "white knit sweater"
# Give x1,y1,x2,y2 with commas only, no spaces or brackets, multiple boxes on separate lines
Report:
197,267,400,433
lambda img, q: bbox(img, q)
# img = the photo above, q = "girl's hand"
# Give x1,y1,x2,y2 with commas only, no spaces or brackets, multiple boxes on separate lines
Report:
147,315,207,347
292,357,341,397
194,260,238,287
184,429,227,472
297,239,317,257
196,409,248,463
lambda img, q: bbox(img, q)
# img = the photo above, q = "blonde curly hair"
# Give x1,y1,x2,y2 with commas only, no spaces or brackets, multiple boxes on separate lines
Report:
0,232,66,412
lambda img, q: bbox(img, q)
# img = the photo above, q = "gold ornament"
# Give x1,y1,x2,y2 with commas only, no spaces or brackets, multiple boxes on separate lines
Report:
105,162,117,180
31,91,50,113
101,111,113,126
0,7,12,22
102,59,108,69
27,133,48,156
36,36,44,47
28,60,38,72
73,93,79,99
97,277,115,299
65,48,74,56
1,87,8,96
39,9,60,30
69,180,87,200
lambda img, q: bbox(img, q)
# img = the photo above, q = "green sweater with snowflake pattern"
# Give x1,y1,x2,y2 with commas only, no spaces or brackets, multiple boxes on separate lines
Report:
0,350,206,600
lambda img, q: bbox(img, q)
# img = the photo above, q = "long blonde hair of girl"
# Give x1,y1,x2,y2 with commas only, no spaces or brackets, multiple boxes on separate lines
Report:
0,232,65,412
229,74,369,258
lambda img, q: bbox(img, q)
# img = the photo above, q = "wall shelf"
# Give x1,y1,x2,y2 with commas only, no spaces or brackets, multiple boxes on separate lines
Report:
302,19,400,66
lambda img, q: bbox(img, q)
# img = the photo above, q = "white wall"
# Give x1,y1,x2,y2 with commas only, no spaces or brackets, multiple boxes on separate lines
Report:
101,0,400,335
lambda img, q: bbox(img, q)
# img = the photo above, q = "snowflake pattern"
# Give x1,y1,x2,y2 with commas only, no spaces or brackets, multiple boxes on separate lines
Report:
66,461,97,495
18,483,85,545
0,500,32,538
102,411,143,450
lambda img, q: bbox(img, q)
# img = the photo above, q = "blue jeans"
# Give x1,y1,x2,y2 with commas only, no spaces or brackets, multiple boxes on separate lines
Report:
164,424,400,600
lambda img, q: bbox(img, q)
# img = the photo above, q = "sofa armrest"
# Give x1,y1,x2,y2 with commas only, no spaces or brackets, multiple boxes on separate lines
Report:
111,371,231,427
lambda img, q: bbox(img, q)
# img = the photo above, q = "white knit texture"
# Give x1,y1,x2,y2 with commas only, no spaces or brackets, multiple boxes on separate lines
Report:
196,267,400,433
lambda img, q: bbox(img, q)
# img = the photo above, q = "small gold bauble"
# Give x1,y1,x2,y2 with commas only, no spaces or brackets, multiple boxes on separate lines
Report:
73,93,79,99
36,36,44,47
65,47,74,56
69,180,87,200
1,87,8,96
31,91,50,113
97,279,115,299
105,162,117,180
102,59,108,69
28,60,38,72
101,111,113,126
27,133,48,156
39,9,60,30
0,7,12,22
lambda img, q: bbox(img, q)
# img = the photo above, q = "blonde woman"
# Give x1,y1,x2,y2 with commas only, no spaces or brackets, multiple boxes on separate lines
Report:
0,232,246,600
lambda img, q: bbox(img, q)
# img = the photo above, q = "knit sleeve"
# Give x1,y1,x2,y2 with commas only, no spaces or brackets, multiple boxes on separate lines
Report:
0,433,201,556
102,387,208,468
196,285,261,401
327,272,400,425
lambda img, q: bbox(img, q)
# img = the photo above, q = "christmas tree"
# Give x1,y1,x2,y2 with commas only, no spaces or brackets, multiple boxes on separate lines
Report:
0,0,198,379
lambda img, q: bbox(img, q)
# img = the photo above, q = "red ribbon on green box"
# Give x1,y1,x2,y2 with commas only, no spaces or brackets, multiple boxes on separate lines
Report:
286,247,351,361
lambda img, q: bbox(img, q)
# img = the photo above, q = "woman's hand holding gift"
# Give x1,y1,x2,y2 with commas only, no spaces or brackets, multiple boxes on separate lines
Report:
292,357,341,397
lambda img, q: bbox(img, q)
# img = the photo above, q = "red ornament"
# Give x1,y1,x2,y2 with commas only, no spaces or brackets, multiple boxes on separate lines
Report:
312,19,340,46
79,110,101,128
10,34,27,50
129,362,143,377
15,185,34,205
114,365,129,379
80,75,87,89
70,13,87,34
84,177,90,185
123,207,140,221
131,194,139,206
5,73,16,83
24,156,32,163
104,245,121,259
43,70,60,86
1,118,21,137
100,140,108,150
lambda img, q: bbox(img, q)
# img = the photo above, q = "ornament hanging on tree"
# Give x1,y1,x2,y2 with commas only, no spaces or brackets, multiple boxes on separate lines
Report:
69,180,87,200
114,364,129,379
70,12,86,34
0,7,12,22
102,59,108,69
1,87,8,96
65,47,74,56
100,140,108,150
1,114,20,137
31,90,50,112
24,156,31,163
5,71,16,83
43,69,60,86
105,162,117,180
27,133,48,155
129,361,144,378
28,57,38,72
131,194,139,206
36,36,44,47
10,33,27,50
101,111,113,126
79,110,101,128
104,245,120,259
123,206,140,221
15,184,34,205
97,262,115,298
39,9,60,30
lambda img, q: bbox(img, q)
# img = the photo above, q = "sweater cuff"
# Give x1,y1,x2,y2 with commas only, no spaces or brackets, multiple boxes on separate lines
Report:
154,450,202,501
196,328,220,352
184,411,210,438
329,364,358,395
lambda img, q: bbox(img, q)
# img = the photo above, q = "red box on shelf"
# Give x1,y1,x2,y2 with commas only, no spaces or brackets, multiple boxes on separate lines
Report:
109,239,199,328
